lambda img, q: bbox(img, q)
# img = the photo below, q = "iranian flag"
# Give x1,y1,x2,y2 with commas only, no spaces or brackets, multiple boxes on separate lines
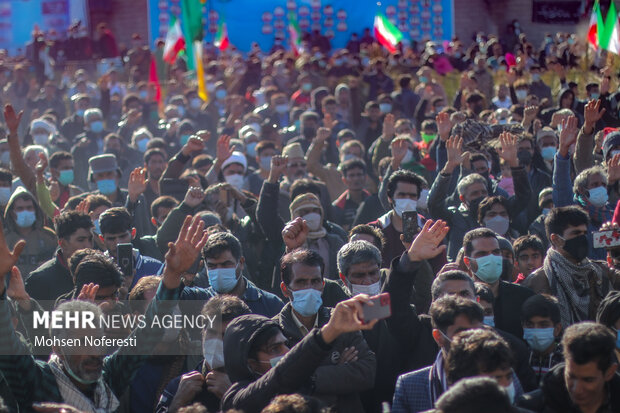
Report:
374,12,403,53
163,15,185,64
588,0,601,48
214,18,229,51
608,14,620,55
288,12,302,54
602,0,618,50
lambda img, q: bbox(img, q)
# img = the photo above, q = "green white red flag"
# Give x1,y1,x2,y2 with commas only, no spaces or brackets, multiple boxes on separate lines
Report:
163,15,185,64
374,12,403,53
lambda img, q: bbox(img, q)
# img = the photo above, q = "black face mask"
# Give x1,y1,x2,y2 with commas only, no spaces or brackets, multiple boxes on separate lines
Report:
561,234,589,262
517,150,532,166
468,195,485,217
302,126,316,139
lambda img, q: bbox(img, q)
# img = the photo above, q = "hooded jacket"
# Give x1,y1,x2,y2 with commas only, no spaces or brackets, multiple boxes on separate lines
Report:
221,314,335,413
3,186,57,276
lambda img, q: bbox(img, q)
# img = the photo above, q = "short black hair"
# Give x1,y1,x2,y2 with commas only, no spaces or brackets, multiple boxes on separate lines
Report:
74,255,123,293
470,152,488,164
49,151,72,169
513,235,545,257
386,169,425,200
431,270,475,301
150,195,179,219
338,158,366,176
290,178,321,201
463,228,498,256
247,324,282,361
349,224,386,250
202,295,251,327
99,207,132,235
521,294,561,325
54,211,93,240
144,148,167,164
563,322,616,372
68,248,100,278
475,282,494,305
477,196,509,224
446,328,513,385
435,377,516,413
202,231,243,262
596,291,620,329
85,194,112,212
545,206,589,239
256,140,277,156
280,248,325,285
430,295,484,332
0,168,11,184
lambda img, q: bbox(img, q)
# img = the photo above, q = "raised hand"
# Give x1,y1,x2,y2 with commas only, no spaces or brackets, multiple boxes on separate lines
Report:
35,152,48,182
216,135,233,164
182,135,206,156
268,155,288,183
381,113,396,142
128,167,147,203
506,70,517,86
282,217,309,252
163,215,209,289
3,104,23,135
497,131,519,167
77,283,99,302
583,99,605,134
315,127,331,145
323,113,336,131
321,295,379,344
608,153,620,183
0,220,25,294
443,135,467,173
558,115,579,157
522,105,539,126
435,111,451,141
76,198,90,215
7,266,30,307
407,219,449,262
601,75,610,95
391,138,409,170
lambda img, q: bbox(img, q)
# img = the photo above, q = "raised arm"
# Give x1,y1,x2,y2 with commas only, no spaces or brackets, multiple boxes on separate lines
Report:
553,116,579,207
574,100,604,174
4,104,36,196
256,155,288,242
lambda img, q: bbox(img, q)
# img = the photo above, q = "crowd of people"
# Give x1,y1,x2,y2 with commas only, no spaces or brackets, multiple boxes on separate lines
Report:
0,18,618,413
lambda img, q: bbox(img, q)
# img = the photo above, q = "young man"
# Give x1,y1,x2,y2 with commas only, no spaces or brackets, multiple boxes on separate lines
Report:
274,248,376,412
332,159,370,232
518,322,620,412
520,294,564,385
596,291,620,361
434,377,516,413
98,207,163,290
48,151,83,208
142,148,168,211
3,187,57,276
513,235,545,284
462,228,534,338
220,295,379,413
522,206,620,327
25,211,93,307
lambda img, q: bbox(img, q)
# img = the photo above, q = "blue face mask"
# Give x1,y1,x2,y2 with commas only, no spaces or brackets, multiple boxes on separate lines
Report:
90,120,104,133
16,210,36,228
176,105,185,117
76,109,85,117
246,142,258,157
483,315,495,327
96,179,117,195
471,254,503,284
542,208,551,216
260,156,272,171
591,93,600,100
208,267,239,293
93,218,101,235
588,186,609,207
290,288,323,317
215,89,227,100
58,169,74,186
523,327,556,352
136,138,149,153
180,134,191,146
0,187,10,205
419,76,428,84
269,355,284,368
541,146,556,160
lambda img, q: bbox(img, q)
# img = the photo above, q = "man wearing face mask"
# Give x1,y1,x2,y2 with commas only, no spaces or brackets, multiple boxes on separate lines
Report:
286,111,320,154
60,93,91,142
157,295,251,413
523,206,620,327
462,228,534,339
3,186,57,276
182,231,283,318
0,168,12,211
72,108,110,190
429,134,530,261
273,248,376,413
183,89,213,132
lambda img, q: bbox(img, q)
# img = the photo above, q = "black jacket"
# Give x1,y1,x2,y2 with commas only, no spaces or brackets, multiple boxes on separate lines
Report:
24,251,73,310
273,303,376,413
221,314,335,413
494,280,535,339
518,363,620,412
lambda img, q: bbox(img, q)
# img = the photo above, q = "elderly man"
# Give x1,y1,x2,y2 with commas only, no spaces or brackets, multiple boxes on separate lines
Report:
0,215,208,411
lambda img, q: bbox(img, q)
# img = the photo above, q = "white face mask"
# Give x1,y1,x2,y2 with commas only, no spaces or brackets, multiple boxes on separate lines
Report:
417,189,429,210
224,173,244,189
350,280,381,296
33,133,49,145
402,149,413,164
202,338,225,370
303,212,322,231
484,215,510,235
393,198,417,217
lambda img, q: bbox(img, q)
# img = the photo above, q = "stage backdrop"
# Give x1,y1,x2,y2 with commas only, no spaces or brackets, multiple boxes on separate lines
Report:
0,0,87,55
148,0,454,52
